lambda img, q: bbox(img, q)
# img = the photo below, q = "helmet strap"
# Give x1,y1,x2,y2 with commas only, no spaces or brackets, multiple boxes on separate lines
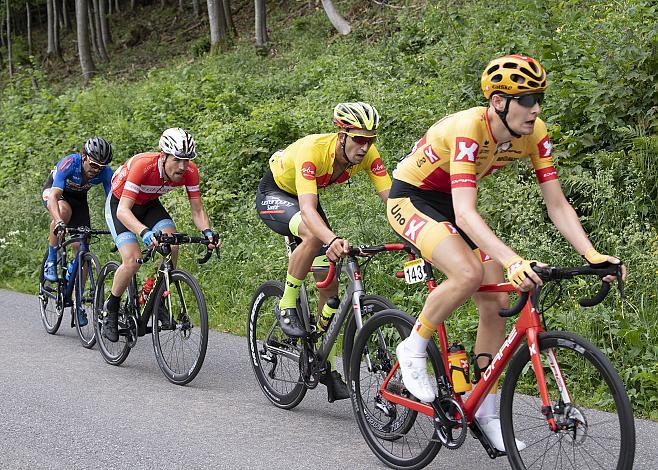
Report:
494,97,521,139
339,132,356,166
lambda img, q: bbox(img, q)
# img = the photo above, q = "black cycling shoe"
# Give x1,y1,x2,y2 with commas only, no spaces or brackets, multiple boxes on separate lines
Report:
157,303,176,330
103,302,119,343
276,307,306,338
319,370,350,403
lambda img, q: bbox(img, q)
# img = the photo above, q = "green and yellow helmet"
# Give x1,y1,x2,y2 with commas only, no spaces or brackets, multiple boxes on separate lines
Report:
481,54,547,99
333,102,380,132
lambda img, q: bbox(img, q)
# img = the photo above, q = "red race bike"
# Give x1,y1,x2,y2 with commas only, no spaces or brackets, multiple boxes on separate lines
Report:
348,247,635,470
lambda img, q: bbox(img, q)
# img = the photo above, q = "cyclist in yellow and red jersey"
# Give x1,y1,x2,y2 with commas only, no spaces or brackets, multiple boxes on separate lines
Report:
102,128,219,342
387,55,626,451
256,102,391,400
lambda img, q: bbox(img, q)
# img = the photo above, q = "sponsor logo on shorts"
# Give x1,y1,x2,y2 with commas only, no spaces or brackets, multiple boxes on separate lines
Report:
403,214,428,242
444,222,458,234
370,158,387,177
301,162,316,180
423,145,439,164
390,204,406,226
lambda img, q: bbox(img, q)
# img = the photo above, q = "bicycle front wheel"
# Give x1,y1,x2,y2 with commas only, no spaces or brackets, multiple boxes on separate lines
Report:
501,331,635,470
342,294,396,381
74,252,101,348
39,250,63,334
93,261,132,366
152,269,208,385
247,281,307,409
349,308,443,470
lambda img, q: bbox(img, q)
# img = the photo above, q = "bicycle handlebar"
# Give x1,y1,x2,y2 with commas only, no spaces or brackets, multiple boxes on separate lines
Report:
137,232,220,265
315,243,409,289
498,263,623,317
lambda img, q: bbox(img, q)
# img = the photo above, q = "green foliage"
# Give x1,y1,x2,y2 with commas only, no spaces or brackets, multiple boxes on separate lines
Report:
0,0,657,416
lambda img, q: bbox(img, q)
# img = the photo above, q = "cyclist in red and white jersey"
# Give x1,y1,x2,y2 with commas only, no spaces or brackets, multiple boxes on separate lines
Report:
102,128,219,342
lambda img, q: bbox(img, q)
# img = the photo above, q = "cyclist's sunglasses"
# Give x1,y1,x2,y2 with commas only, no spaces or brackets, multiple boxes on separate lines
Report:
86,158,107,170
505,92,545,108
168,151,197,160
343,131,377,145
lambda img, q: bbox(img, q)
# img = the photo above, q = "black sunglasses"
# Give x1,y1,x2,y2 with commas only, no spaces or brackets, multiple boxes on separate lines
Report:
505,92,544,108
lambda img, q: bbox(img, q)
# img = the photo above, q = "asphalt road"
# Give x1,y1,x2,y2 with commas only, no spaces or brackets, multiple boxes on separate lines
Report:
1,289,656,469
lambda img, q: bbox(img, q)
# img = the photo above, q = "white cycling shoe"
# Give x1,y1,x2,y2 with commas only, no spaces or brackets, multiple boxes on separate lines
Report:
479,416,527,452
396,338,436,403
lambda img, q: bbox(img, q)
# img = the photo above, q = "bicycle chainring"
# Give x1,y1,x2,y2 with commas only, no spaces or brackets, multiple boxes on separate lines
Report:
433,396,468,449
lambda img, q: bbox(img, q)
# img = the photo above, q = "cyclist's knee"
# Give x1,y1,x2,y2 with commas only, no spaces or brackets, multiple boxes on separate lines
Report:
446,259,483,293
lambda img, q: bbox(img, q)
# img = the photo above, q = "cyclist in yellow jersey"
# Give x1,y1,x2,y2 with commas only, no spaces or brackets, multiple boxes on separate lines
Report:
387,55,626,451
256,102,392,400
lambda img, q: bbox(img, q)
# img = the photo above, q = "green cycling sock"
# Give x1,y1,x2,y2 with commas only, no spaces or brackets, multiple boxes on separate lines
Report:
279,273,303,310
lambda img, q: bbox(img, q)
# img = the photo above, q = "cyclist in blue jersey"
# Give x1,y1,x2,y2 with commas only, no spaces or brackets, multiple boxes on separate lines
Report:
42,137,114,282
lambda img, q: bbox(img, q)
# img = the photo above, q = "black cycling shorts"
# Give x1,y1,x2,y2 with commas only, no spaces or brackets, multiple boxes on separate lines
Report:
42,175,91,229
255,169,330,243
104,194,176,248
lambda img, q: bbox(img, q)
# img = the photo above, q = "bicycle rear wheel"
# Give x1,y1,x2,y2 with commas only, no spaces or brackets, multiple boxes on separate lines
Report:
152,269,209,385
74,252,101,349
501,331,635,470
247,281,307,409
93,261,132,366
342,294,396,381
39,250,63,334
349,308,443,469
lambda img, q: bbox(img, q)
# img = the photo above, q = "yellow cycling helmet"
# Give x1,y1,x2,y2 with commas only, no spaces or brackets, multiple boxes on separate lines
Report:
481,54,547,99
333,102,380,132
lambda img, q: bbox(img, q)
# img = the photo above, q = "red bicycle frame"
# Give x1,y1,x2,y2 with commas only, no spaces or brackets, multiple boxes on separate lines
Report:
381,272,563,432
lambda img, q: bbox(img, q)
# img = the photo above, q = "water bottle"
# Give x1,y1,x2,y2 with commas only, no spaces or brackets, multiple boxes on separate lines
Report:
316,297,339,333
65,261,75,281
447,343,472,393
139,277,156,305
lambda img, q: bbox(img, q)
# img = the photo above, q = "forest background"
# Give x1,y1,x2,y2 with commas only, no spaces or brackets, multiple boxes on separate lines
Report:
0,0,656,417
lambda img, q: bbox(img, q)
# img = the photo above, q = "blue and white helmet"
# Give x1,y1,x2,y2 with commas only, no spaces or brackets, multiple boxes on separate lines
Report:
159,128,197,159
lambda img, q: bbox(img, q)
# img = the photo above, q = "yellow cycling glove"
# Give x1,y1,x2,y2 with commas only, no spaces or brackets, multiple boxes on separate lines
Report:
583,248,610,267
504,255,538,289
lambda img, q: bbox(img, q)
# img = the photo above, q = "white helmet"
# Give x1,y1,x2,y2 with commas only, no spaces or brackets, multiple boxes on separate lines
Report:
159,128,197,159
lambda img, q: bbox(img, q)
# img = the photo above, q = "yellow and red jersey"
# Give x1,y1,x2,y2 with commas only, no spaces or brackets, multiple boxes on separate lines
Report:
393,107,557,192
111,152,200,205
269,133,392,196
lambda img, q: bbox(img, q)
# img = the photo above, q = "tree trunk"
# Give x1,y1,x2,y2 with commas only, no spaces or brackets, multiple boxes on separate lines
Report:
178,0,183,12
87,2,98,57
108,0,112,15
192,0,199,17
98,0,112,45
6,0,13,77
161,0,165,8
62,0,70,31
26,2,32,56
76,0,96,80
320,0,350,35
207,0,228,53
115,0,120,13
222,0,236,37
92,0,109,60
254,0,267,46
131,0,135,11
46,0,61,58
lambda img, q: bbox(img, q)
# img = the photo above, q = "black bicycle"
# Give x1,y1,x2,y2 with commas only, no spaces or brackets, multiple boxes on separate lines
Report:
39,226,110,348
248,238,407,409
93,232,219,385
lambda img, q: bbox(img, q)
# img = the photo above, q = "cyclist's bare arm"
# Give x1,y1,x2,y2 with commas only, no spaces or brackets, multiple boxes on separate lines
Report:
378,189,390,203
299,193,348,261
189,198,219,249
452,185,542,289
116,196,149,237
47,187,65,224
540,179,626,281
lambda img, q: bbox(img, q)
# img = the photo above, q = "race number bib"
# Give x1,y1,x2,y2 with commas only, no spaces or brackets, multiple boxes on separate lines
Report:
403,259,426,284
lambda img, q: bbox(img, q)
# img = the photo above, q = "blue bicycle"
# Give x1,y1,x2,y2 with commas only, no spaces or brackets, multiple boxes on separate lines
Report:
39,226,110,348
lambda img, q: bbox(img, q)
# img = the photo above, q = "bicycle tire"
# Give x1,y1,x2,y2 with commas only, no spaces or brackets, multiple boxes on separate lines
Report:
342,294,396,381
74,252,101,349
247,280,307,410
151,269,209,385
349,308,443,469
39,249,64,334
500,330,635,470
93,261,132,366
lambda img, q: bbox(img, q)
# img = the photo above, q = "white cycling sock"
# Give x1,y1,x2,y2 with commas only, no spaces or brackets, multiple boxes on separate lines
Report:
404,327,430,355
475,393,497,421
